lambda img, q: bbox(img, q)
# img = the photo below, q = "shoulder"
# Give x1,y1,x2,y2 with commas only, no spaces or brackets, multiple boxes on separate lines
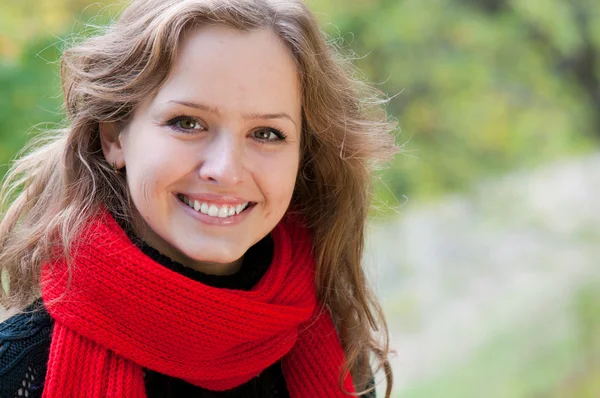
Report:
0,299,52,397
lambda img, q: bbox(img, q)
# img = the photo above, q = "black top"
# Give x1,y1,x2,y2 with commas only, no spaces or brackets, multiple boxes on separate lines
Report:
0,226,376,398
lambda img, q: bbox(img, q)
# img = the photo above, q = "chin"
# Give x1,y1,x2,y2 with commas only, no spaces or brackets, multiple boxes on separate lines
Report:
183,247,244,266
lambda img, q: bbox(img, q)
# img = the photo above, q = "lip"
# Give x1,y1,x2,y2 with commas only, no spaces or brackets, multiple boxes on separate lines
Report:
174,194,255,226
178,192,254,206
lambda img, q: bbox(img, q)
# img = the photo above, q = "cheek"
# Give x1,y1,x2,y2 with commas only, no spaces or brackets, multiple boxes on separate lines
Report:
127,154,169,195
258,154,299,207
124,140,191,206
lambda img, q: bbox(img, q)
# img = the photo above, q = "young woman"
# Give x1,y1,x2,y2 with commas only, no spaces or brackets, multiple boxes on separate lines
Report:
0,0,396,397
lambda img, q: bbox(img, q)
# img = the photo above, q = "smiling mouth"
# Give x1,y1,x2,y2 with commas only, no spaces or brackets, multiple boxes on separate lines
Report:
177,194,255,218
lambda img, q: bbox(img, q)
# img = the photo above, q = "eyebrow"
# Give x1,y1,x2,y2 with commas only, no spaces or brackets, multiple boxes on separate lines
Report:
168,100,297,126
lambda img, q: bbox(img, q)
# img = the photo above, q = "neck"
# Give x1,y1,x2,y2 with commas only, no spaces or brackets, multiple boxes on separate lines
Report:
130,218,243,276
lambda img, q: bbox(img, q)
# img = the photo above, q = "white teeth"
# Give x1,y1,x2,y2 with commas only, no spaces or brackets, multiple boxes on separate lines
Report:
200,202,209,214
208,204,219,217
180,195,250,218
218,206,229,218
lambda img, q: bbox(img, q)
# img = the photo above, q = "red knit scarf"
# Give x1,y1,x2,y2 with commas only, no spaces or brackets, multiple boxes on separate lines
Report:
40,210,355,397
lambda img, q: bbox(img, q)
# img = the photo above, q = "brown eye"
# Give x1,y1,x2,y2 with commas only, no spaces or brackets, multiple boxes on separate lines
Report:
176,118,200,130
166,116,204,134
252,127,287,142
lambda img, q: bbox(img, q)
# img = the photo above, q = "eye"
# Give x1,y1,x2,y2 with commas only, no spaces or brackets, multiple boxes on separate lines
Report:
166,116,205,133
252,127,287,143
178,119,199,130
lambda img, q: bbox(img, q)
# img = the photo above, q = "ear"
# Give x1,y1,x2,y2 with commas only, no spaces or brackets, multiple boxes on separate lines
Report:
99,122,125,169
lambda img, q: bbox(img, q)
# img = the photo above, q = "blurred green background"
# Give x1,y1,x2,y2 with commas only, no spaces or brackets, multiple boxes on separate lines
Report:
1,0,599,396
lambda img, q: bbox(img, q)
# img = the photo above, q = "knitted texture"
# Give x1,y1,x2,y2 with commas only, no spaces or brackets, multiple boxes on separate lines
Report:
40,210,355,397
0,300,50,398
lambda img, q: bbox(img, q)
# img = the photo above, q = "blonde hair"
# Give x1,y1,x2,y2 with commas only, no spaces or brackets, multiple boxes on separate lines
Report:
0,0,397,395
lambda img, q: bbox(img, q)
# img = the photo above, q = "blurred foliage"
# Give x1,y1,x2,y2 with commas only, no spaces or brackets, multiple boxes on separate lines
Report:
0,0,114,174
308,0,599,201
0,39,61,165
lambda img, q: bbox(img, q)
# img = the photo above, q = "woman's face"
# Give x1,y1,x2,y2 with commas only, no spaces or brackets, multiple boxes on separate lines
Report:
100,25,302,275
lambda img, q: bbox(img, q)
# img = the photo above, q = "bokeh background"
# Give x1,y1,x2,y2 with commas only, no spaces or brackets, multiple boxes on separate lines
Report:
1,0,599,396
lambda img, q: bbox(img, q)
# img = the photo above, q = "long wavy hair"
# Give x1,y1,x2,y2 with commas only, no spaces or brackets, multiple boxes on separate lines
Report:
0,0,397,395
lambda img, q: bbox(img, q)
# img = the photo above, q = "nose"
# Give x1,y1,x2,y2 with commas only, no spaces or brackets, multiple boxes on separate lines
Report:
197,133,244,186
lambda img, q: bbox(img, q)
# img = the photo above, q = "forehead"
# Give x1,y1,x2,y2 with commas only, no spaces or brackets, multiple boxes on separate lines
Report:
153,25,301,120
